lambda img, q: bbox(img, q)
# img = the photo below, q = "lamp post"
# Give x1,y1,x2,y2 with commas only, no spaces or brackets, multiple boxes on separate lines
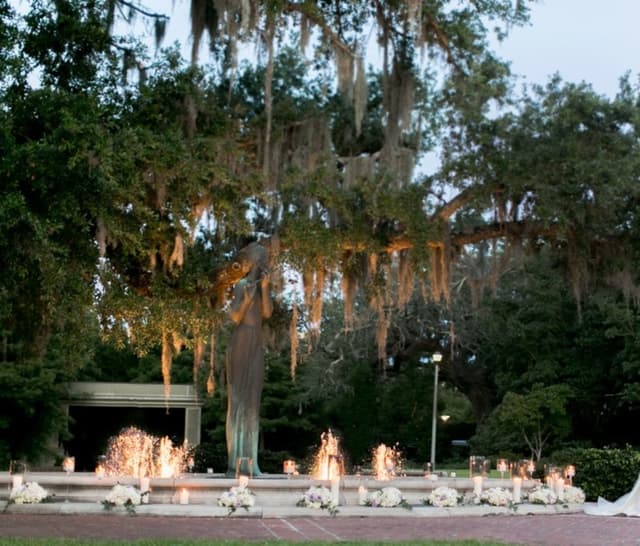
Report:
430,351,443,471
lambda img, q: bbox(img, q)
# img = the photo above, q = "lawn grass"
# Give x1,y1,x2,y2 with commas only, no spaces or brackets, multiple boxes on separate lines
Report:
441,470,511,479
0,537,515,546
404,467,510,479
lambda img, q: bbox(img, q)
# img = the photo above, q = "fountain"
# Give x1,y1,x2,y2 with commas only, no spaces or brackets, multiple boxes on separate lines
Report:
102,426,188,478
310,430,344,480
371,443,403,480
0,428,551,515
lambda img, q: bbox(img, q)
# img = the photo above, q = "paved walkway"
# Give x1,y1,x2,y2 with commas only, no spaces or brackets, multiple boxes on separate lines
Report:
1,512,639,545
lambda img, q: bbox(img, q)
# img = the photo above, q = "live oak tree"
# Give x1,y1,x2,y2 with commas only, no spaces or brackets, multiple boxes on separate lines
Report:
3,0,640,463
88,0,539,389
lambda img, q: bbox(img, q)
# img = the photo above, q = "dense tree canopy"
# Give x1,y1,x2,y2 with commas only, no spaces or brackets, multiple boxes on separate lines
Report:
2,0,640,465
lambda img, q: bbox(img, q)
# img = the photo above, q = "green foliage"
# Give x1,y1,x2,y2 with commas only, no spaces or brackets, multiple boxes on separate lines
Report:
321,359,384,466
261,351,316,458
1,86,105,360
471,384,572,460
192,441,227,474
22,0,113,90
0,357,70,465
451,243,640,450
550,446,640,502
290,297,475,467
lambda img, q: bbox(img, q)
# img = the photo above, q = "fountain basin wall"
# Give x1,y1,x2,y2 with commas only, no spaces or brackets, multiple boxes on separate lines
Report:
0,472,538,506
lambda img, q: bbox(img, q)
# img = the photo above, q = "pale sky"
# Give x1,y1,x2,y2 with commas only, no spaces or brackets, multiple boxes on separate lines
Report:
491,0,640,97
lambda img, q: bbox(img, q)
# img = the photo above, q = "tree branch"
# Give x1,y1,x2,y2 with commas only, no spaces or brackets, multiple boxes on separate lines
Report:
450,220,558,248
423,12,457,67
117,0,169,21
373,219,558,254
433,185,481,221
282,1,355,57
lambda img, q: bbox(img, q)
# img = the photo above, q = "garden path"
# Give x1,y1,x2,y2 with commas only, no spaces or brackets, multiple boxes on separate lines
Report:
1,513,639,545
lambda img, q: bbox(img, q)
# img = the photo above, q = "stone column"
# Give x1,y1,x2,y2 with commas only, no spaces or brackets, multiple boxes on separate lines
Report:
184,407,201,446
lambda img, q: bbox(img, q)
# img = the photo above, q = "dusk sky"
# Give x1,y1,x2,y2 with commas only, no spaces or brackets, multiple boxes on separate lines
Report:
491,0,640,97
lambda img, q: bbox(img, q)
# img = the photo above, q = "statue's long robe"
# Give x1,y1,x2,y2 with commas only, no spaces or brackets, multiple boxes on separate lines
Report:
225,273,271,476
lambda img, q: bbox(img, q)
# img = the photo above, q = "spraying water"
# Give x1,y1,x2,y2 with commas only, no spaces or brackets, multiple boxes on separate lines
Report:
372,443,402,480
311,430,344,480
103,426,188,478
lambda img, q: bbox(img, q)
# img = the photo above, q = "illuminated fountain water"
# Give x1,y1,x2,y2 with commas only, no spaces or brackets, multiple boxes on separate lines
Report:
311,430,344,480
1,425,546,511
372,443,403,480
102,426,189,478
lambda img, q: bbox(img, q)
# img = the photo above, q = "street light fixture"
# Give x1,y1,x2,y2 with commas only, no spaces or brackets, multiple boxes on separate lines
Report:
430,351,443,472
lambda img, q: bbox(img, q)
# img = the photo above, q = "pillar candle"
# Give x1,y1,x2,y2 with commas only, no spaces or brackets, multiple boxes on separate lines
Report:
179,488,189,505
564,465,576,486
555,478,565,501
62,457,75,474
358,485,368,505
139,477,150,504
472,475,483,496
512,477,522,503
331,477,340,506
11,475,23,491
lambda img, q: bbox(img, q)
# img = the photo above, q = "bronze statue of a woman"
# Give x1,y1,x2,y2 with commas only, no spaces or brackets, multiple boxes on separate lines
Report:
225,243,272,476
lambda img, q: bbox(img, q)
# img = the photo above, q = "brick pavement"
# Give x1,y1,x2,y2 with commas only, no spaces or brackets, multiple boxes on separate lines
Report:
1,513,639,545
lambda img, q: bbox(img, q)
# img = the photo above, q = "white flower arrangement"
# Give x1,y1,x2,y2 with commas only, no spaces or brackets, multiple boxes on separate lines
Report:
102,484,142,512
563,485,586,504
527,484,558,505
218,486,256,515
365,486,408,508
423,486,461,507
296,485,338,515
480,487,512,506
10,482,50,504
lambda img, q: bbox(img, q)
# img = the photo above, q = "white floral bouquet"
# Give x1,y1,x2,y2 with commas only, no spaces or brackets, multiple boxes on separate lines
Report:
296,485,337,515
563,485,586,504
365,486,408,508
528,484,558,505
423,486,461,507
10,482,50,504
218,486,255,515
102,484,142,512
480,487,512,506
